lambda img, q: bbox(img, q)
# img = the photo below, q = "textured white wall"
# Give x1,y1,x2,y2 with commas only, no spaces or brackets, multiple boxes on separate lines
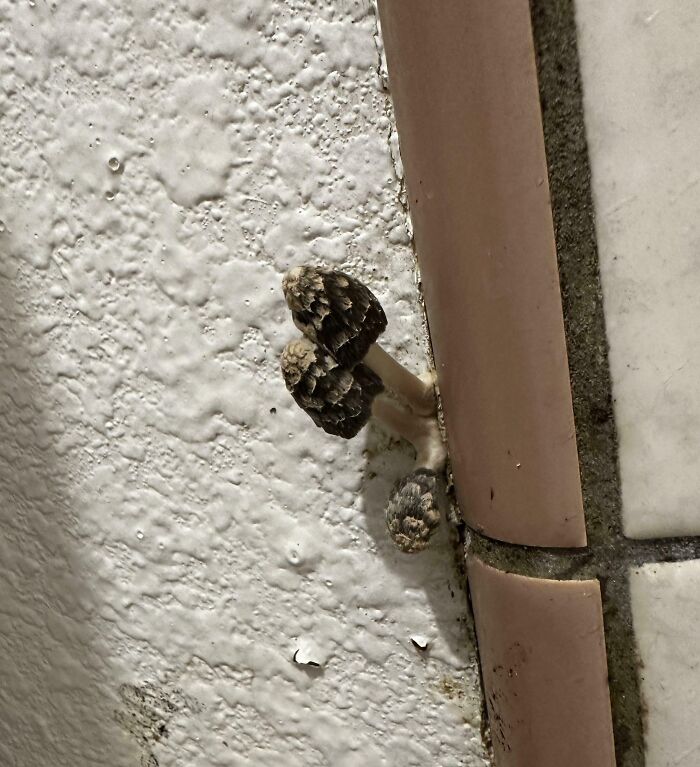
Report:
0,1,487,765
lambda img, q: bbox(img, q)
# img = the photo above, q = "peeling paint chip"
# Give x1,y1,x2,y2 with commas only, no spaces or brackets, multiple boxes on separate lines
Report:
410,634,429,651
293,649,321,667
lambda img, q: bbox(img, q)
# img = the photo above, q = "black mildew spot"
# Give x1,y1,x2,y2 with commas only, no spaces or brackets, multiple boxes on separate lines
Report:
114,682,197,766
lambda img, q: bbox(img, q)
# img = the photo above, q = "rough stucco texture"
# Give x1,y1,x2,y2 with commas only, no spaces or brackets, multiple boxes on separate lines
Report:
0,1,487,766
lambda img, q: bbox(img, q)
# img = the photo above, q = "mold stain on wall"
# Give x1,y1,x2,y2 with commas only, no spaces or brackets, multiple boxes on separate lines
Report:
115,683,197,767
0,0,488,765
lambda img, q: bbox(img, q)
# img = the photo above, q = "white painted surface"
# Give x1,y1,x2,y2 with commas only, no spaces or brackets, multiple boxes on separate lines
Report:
0,1,487,765
574,1,700,538
630,561,700,766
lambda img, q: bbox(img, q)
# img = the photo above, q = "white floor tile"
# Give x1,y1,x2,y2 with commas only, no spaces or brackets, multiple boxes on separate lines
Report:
630,561,700,766
575,1,700,538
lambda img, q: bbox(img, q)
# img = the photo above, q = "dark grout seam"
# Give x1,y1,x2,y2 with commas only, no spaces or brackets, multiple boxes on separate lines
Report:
532,0,700,677
473,2,643,763
469,531,700,578
462,2,699,765
471,3,700,764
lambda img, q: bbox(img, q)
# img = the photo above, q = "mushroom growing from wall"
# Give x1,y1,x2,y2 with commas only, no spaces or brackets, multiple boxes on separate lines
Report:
281,337,384,439
281,337,445,473
385,469,441,554
281,265,447,554
283,265,436,416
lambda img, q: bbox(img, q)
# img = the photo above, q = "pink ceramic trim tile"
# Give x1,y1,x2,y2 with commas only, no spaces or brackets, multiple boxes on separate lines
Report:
377,0,585,547
468,557,615,766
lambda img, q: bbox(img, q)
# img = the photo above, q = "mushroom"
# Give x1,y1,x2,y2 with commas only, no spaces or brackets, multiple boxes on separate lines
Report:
281,266,448,554
281,337,384,439
370,395,446,553
385,468,441,553
282,265,437,416
282,337,446,467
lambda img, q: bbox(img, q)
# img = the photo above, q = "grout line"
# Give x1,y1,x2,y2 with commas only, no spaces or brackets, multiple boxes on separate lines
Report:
528,0,645,753
467,1,700,763
460,2,697,765
532,0,645,760
469,530,700,579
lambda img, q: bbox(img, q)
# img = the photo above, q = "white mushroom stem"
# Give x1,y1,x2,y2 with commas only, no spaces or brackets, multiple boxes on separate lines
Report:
364,344,437,417
371,395,446,472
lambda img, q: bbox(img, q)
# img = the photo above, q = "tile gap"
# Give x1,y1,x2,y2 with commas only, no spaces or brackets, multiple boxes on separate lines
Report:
529,0,645,762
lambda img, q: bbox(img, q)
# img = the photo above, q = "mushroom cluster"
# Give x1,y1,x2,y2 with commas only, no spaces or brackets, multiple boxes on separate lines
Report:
280,265,446,553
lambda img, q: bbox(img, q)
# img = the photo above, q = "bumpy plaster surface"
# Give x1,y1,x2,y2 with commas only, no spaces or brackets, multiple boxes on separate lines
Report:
0,1,487,765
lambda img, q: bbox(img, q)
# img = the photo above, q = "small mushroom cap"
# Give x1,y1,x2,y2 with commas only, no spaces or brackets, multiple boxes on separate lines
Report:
385,468,441,553
281,337,384,439
282,265,387,367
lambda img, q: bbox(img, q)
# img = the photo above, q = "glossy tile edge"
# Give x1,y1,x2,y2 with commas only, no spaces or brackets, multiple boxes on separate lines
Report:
377,0,585,548
467,556,615,767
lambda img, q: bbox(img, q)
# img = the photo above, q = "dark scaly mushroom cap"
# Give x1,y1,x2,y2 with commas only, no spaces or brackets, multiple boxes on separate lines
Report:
385,469,441,553
282,265,387,367
281,337,384,439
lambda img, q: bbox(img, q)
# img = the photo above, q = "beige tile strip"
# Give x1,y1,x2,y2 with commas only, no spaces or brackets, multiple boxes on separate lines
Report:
468,557,615,766
377,0,585,547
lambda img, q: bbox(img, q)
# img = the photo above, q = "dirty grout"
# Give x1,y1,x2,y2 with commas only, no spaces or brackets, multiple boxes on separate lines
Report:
465,2,654,765
530,0,647,761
